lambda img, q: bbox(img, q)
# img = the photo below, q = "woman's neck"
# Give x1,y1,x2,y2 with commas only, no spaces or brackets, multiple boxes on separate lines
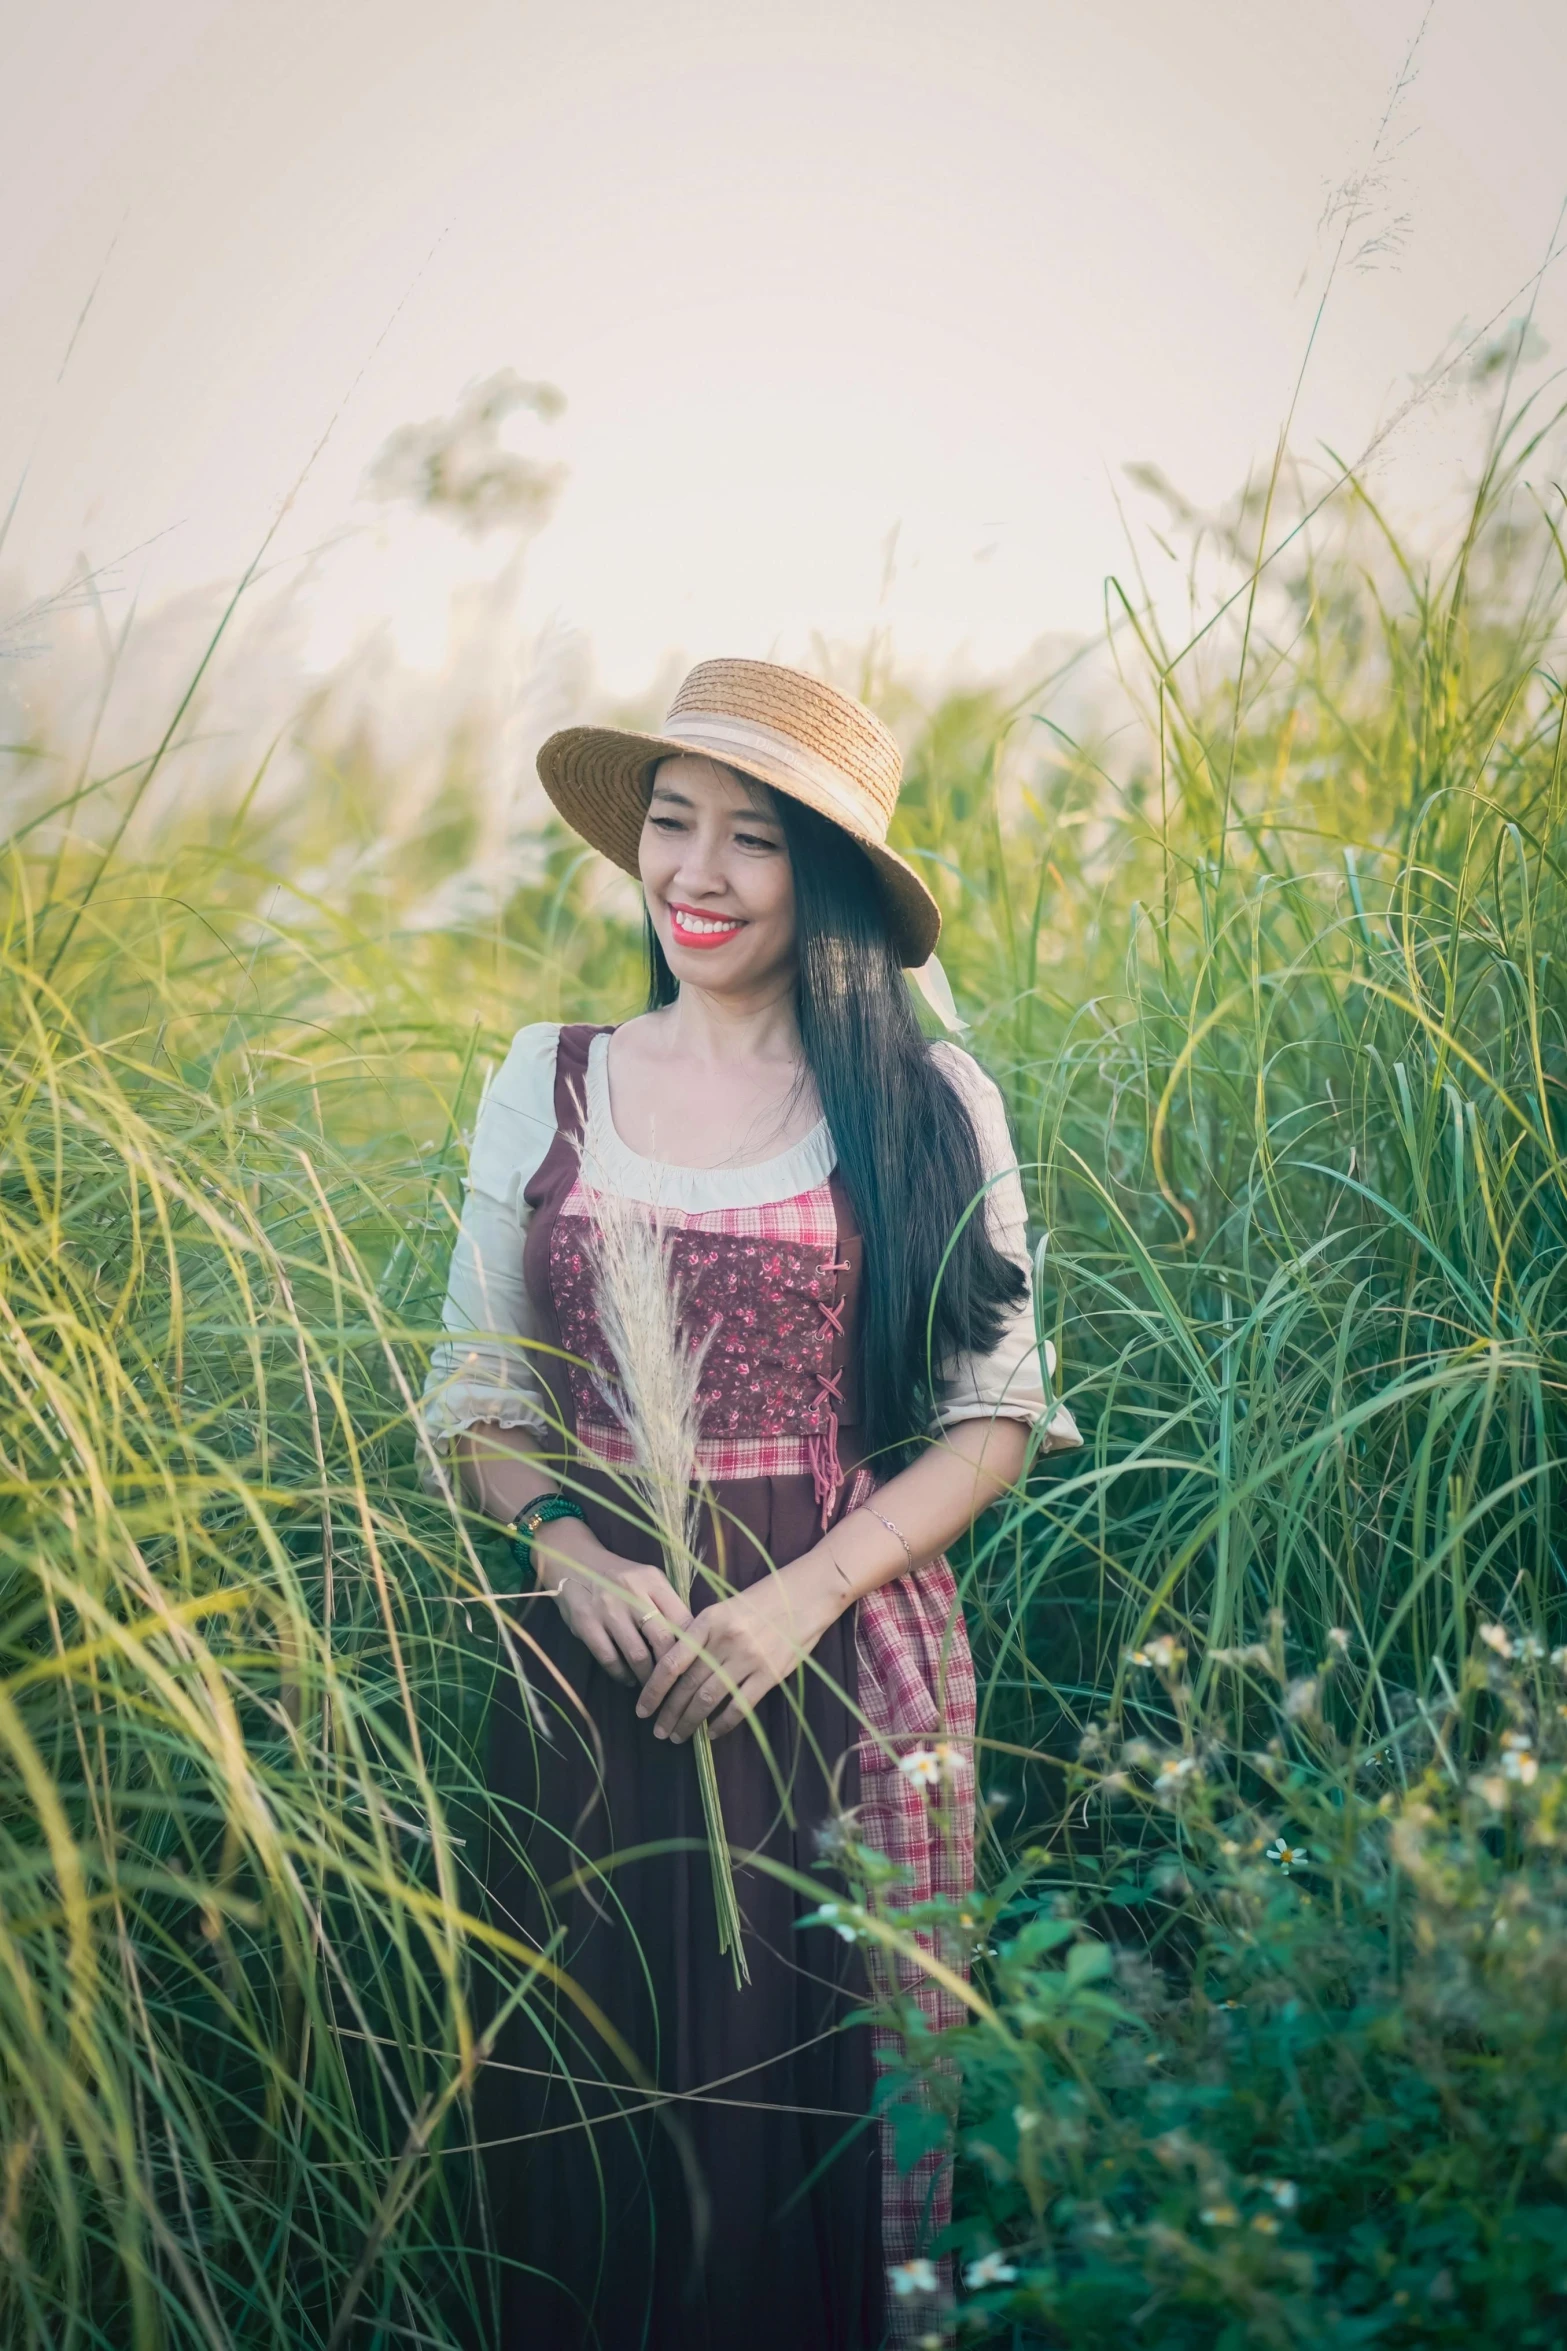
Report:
655,977,802,1068
608,977,819,1167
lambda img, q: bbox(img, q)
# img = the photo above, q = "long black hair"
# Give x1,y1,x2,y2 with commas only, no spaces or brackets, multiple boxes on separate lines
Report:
644,789,1026,1469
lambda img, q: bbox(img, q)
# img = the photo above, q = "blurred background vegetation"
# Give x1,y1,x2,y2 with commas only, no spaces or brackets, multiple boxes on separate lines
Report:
3,375,1566,2346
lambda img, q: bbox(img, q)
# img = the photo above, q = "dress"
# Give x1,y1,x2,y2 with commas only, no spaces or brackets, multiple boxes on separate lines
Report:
424,1022,1080,2349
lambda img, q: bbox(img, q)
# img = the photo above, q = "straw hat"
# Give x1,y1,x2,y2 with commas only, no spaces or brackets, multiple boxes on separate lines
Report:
536,657,941,967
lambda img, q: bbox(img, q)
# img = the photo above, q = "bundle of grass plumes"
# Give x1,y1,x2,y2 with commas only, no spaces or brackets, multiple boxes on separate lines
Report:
584,1170,749,1986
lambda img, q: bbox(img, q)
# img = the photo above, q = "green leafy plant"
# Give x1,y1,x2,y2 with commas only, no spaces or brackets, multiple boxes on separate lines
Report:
852,1625,1567,2347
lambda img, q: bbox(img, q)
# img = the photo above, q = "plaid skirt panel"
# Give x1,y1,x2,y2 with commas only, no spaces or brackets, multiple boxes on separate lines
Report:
849,1467,976,2339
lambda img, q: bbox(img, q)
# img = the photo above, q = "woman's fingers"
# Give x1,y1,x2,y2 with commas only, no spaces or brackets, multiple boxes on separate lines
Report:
658,1640,755,1740
705,1675,768,1740
658,1667,732,1743
604,1603,655,1683
635,1609,683,1672
577,1618,634,1683
560,1559,697,1689
626,1584,687,1654
645,1628,725,1737
698,1668,778,1741
637,1572,693,1629
635,1618,712,1719
563,1590,650,1685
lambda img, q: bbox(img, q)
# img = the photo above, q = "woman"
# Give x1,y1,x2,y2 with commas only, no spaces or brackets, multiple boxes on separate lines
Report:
423,659,1079,2350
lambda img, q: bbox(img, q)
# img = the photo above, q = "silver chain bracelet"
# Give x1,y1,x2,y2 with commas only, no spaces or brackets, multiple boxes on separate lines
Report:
862,1504,913,1570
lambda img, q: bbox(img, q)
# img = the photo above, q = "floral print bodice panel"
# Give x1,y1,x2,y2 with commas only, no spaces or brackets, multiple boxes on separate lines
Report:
548,1171,854,1504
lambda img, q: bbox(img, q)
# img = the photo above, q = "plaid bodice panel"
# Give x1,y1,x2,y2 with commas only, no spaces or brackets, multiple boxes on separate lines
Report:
548,1171,855,1510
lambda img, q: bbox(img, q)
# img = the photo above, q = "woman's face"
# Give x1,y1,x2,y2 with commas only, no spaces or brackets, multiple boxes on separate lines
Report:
638,755,798,993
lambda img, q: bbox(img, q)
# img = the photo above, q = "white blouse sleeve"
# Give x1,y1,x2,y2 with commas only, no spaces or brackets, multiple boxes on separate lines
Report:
419,1021,563,1460
927,1043,1082,1451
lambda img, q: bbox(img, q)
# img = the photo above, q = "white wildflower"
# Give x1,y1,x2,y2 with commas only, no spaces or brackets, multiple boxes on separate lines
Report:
1265,1839,1309,1874
1264,2177,1299,2211
815,1902,859,1944
1479,1623,1513,1659
1327,1627,1352,1652
1156,1754,1198,1786
888,2258,939,2297
1013,2105,1040,2135
1201,2202,1239,2227
964,2251,1019,2288
898,1746,942,1787
1501,1748,1539,1786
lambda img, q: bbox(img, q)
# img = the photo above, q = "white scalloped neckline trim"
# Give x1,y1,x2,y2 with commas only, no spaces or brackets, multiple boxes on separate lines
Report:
582,1029,836,1210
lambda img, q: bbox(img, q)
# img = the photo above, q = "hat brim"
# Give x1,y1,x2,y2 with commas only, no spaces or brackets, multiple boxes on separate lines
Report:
536,724,942,968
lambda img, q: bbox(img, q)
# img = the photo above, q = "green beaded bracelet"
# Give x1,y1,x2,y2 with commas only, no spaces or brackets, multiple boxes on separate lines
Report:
506,1491,586,1575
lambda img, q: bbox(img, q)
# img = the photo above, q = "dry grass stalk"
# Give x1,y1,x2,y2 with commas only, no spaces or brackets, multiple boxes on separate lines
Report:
581,1151,750,1986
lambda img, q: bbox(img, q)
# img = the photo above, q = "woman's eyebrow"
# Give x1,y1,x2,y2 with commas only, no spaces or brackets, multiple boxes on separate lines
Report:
647,782,782,827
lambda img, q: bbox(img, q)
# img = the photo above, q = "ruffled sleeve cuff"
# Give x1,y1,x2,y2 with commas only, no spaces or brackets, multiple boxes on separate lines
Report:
925,1042,1083,1453
930,1324,1083,1450
418,1342,553,1453
415,1022,562,1490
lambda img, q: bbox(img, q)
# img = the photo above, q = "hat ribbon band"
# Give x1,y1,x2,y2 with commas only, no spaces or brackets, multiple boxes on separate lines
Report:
660,711,890,840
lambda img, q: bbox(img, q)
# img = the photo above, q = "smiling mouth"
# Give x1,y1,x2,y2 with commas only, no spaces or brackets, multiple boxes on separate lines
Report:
669,905,745,947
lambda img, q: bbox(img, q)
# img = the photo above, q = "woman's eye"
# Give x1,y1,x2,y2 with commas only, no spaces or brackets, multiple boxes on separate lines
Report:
735,832,780,852
648,815,686,832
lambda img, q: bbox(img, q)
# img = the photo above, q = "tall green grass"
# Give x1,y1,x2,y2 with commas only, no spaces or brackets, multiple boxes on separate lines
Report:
2,399,1564,2344
0,872,495,2343
882,404,1567,2342
951,406,1567,1765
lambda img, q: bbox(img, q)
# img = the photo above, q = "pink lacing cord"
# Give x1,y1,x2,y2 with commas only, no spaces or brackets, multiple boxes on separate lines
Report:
808,1369,846,1526
809,1261,853,1525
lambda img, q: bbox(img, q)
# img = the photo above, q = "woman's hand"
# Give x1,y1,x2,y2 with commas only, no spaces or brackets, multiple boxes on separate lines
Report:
634,1552,845,1743
538,1524,693,1688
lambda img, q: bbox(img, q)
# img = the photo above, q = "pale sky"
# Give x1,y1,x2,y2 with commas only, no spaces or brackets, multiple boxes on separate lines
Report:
3,0,1565,697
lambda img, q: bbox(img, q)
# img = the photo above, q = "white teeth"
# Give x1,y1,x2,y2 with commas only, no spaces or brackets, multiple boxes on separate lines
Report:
674,912,740,935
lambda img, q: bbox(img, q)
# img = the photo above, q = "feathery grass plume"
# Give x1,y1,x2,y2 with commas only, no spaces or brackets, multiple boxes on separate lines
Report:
579,1147,749,1985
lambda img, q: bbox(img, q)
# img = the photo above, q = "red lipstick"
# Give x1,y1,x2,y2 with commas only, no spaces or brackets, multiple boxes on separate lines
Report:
667,903,746,950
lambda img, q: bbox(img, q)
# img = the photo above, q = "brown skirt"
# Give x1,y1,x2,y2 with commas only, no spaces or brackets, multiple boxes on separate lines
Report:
467,1463,884,2351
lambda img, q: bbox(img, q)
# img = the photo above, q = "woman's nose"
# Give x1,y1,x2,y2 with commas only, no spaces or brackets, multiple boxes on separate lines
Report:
670,828,730,895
